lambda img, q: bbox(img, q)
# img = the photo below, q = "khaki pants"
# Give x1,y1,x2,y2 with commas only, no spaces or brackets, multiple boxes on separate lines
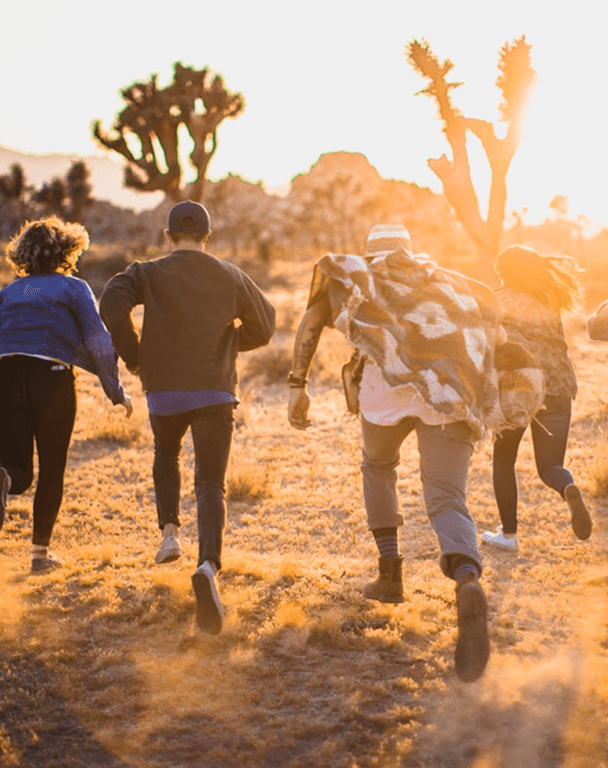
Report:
360,415,482,579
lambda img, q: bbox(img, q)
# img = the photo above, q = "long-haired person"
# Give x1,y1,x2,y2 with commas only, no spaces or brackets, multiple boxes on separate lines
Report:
481,245,592,551
0,216,132,571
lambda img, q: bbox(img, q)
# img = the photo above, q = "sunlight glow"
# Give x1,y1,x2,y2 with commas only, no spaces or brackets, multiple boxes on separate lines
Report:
2,0,607,228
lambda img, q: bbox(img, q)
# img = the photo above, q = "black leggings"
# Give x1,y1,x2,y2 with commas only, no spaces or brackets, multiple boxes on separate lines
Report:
492,395,574,534
0,355,77,546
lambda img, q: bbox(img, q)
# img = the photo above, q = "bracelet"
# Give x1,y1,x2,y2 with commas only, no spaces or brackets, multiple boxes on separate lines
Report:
287,372,308,388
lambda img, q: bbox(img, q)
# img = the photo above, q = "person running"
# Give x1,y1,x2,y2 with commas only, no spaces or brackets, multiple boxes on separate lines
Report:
100,200,275,635
0,216,132,571
481,245,592,551
287,224,510,683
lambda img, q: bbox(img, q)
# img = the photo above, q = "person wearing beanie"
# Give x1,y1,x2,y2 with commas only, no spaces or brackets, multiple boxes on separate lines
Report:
287,223,505,683
100,200,276,635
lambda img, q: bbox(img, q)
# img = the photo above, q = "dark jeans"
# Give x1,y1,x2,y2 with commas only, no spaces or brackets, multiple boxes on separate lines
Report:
0,355,77,546
149,403,235,570
493,395,574,534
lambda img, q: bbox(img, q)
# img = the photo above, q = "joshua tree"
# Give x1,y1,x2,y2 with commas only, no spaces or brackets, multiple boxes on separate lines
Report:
407,37,536,277
0,164,26,202
31,178,66,218
92,62,244,202
65,161,93,222
30,161,94,222
0,164,28,237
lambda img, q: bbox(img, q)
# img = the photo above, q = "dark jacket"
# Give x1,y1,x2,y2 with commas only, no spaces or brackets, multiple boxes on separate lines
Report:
0,273,126,404
99,249,276,392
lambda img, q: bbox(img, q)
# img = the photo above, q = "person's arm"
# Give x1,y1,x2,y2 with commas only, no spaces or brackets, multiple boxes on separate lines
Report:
587,300,608,341
236,274,276,351
287,293,331,430
99,264,144,373
72,281,132,414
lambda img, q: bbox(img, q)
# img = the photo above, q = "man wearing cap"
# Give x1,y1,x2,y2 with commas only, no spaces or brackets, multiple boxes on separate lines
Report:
100,200,276,635
288,224,504,683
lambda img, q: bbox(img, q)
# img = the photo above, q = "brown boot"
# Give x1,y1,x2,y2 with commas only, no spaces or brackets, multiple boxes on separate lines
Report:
363,556,404,604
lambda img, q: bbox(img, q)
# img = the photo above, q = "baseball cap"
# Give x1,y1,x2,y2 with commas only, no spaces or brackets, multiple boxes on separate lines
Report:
167,200,211,234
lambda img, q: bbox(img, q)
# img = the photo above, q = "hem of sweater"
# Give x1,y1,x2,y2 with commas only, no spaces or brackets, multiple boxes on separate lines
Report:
0,346,89,368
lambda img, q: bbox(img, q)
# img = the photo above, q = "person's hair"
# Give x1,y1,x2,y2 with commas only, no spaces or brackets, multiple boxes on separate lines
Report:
6,216,89,276
168,230,208,245
494,245,584,313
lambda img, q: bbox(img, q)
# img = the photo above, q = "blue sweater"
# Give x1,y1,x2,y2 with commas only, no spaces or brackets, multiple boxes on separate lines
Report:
0,273,126,404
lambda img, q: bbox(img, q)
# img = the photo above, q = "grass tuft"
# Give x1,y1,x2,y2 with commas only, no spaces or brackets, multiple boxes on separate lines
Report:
587,440,608,497
227,462,273,501
1,297,608,767
85,408,144,446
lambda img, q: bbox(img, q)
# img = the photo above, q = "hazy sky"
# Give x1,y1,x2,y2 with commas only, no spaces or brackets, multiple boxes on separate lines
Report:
3,0,607,229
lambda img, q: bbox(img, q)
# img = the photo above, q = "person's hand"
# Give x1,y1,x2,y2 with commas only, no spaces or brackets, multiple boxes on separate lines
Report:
288,387,311,430
119,395,133,419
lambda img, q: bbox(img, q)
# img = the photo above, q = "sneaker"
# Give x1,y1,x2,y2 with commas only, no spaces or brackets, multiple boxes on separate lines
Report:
0,467,10,532
480,526,519,551
31,551,64,572
454,577,490,683
564,484,592,540
155,535,182,564
191,561,223,635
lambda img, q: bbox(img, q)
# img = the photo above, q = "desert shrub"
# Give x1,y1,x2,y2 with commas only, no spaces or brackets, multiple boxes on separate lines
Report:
84,408,144,446
240,338,291,384
588,441,608,498
227,462,273,502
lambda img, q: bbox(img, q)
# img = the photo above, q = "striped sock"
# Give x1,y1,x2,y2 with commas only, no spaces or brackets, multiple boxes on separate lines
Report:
32,545,48,559
372,527,399,558
450,555,480,582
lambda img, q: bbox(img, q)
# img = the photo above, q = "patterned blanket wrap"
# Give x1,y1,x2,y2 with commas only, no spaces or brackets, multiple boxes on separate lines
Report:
307,248,544,439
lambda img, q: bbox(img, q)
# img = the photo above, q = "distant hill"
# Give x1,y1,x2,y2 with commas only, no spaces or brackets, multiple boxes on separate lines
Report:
0,145,164,212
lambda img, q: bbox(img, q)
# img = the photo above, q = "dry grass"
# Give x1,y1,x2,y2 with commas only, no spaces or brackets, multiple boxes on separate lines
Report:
1,273,608,767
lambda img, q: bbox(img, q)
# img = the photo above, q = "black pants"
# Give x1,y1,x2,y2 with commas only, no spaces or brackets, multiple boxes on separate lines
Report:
0,355,77,546
493,395,574,534
148,403,235,570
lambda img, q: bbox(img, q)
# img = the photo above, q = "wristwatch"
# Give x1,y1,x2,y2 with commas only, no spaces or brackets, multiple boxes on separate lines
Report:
287,372,308,388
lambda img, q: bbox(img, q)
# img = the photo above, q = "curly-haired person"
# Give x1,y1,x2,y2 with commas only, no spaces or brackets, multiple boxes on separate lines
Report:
0,217,132,572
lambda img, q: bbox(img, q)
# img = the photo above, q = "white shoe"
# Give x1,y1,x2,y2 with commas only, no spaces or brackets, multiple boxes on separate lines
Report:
480,526,519,551
192,561,223,635
155,535,182,564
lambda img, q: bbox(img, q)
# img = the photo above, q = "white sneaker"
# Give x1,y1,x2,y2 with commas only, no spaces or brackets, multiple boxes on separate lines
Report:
155,535,182,564
191,561,223,635
480,526,519,551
